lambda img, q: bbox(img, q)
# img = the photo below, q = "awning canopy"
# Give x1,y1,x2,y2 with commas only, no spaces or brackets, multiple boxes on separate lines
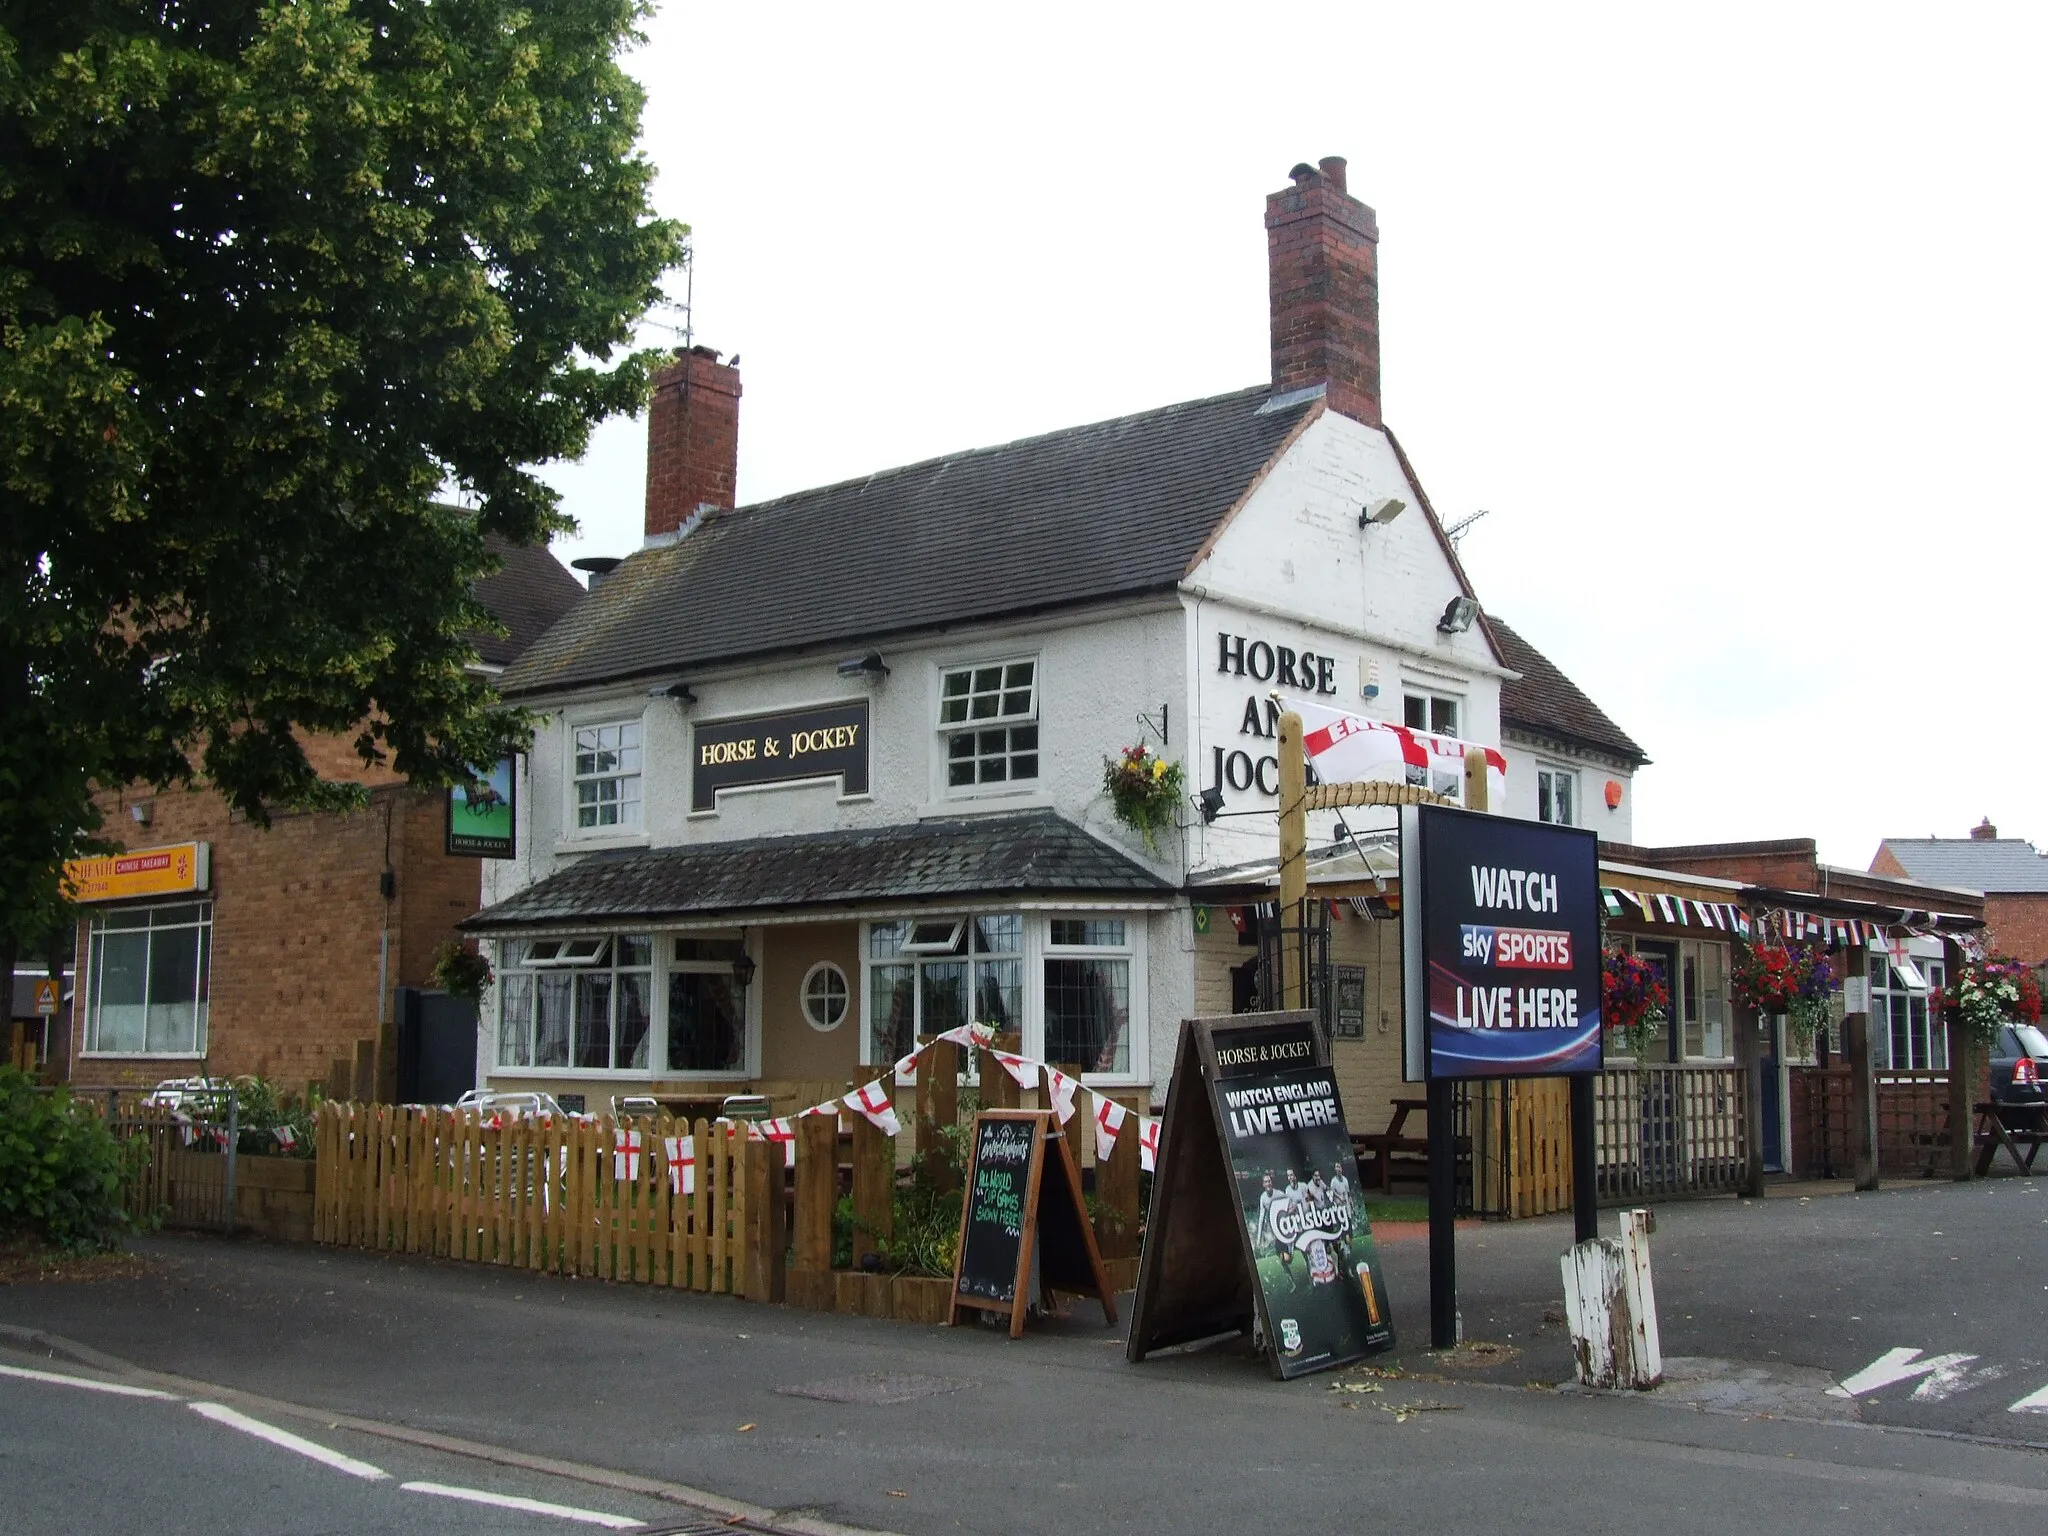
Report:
464,810,1173,933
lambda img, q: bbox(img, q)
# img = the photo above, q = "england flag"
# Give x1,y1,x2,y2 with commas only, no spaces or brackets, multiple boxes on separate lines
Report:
1295,698,1506,807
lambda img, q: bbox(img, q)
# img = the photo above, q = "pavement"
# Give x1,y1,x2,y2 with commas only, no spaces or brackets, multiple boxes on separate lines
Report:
1,1173,2044,1535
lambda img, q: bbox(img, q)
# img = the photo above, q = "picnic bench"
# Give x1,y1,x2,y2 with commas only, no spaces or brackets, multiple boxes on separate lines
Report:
1974,1100,2045,1177
1353,1097,1431,1193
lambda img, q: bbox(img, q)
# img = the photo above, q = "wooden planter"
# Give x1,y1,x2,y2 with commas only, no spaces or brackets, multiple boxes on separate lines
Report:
785,1269,954,1325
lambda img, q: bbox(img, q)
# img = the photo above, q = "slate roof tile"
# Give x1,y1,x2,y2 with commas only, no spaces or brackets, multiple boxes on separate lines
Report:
499,385,1316,697
473,536,585,666
463,810,1171,930
1874,838,2048,894
1488,617,1647,766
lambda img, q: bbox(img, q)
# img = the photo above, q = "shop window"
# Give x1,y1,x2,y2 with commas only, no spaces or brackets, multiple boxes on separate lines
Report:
866,914,1021,1064
1537,766,1577,827
497,935,652,1072
84,903,212,1055
1872,953,1947,1071
668,935,748,1074
939,660,1038,791
572,720,642,831
801,962,849,1032
1044,919,1132,1076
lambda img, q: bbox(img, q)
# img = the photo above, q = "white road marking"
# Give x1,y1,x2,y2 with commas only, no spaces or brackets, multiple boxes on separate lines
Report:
1829,1348,1981,1399
399,1481,643,1528
2012,1382,2048,1416
1914,1360,2007,1403
0,1363,180,1400
188,1402,388,1480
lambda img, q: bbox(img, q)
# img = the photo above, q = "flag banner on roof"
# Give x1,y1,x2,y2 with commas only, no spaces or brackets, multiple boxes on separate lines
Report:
844,1080,901,1137
1043,1065,1079,1125
1295,698,1507,806
1092,1095,1128,1163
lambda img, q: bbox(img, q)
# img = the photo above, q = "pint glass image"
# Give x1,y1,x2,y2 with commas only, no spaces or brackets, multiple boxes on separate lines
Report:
1356,1262,1381,1326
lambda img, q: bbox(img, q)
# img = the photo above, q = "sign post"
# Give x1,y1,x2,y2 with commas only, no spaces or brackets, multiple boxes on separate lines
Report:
1128,1012,1394,1378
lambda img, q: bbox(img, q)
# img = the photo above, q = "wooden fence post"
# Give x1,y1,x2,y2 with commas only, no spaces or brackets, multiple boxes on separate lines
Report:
920,1040,961,1192
1096,1092,1142,1263
849,1113,893,1267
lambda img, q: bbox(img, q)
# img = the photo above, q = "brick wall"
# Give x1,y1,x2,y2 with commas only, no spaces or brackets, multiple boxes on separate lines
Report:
1266,156,1380,427
1986,894,2048,966
644,348,741,538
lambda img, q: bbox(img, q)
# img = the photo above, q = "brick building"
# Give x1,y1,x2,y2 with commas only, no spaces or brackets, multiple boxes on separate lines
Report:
56,539,583,1102
1871,820,2048,965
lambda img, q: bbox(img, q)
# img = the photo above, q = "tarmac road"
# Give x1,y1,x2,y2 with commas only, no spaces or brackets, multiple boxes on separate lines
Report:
0,1175,2043,1535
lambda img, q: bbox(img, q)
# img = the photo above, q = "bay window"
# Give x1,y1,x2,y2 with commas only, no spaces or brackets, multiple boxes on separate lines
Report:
498,935,653,1071
867,914,1021,1064
1044,919,1133,1075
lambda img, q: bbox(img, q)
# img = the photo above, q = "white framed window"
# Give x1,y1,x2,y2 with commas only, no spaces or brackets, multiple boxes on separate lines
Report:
1403,691,1460,738
84,903,212,1055
1537,765,1578,827
866,914,1022,1064
800,962,849,1032
667,934,751,1075
939,659,1039,791
1043,918,1136,1076
1872,951,1947,1071
571,720,642,832
498,935,653,1072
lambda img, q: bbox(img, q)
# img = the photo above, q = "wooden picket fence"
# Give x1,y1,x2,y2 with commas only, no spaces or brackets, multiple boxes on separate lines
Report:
312,1103,782,1300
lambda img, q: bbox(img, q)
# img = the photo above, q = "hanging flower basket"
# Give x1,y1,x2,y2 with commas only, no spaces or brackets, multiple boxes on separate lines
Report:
1600,947,1669,1056
431,939,494,1001
1732,940,1834,1054
1937,956,2043,1047
1102,744,1185,852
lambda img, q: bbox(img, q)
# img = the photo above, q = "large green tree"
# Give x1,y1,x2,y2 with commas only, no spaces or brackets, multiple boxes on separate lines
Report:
0,0,682,958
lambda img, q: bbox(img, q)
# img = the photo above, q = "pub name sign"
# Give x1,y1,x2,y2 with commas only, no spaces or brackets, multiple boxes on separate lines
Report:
692,700,871,811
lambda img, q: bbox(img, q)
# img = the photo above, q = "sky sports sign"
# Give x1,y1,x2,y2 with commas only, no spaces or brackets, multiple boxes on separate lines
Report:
1401,804,1601,1079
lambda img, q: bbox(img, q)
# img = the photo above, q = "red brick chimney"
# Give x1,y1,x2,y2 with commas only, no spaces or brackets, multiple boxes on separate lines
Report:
1266,156,1380,427
1971,817,1998,840
644,346,741,540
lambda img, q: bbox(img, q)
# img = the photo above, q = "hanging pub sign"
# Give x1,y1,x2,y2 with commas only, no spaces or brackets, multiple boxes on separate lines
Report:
691,700,870,812
1399,803,1602,1080
1128,1013,1394,1380
446,758,517,858
949,1110,1116,1338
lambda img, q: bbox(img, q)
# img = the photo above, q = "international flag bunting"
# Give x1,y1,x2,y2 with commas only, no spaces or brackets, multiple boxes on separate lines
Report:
1092,1095,1129,1163
1602,890,1623,917
1227,907,1249,935
1138,1115,1161,1174
1348,897,1375,918
844,1079,902,1137
1043,1066,1080,1125
663,1135,696,1196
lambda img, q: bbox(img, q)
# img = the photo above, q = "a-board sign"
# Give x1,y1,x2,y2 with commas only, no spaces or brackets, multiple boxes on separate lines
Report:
1128,1012,1394,1379
1400,802,1602,1080
949,1110,1117,1338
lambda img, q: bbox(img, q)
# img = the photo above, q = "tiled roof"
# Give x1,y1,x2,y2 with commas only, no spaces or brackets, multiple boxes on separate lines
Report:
1488,617,1647,766
499,385,1317,697
1874,838,2048,894
473,536,585,667
463,810,1173,931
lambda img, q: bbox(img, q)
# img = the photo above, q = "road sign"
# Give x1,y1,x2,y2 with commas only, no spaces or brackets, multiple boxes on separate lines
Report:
33,979,59,1017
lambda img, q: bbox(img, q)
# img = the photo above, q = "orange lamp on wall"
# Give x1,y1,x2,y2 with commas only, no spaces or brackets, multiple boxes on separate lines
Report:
1604,779,1624,810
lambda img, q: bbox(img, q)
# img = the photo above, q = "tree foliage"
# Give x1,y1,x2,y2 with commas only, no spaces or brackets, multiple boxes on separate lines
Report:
0,0,682,951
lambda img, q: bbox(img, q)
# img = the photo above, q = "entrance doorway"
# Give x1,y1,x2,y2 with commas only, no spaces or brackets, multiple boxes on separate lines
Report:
395,988,478,1105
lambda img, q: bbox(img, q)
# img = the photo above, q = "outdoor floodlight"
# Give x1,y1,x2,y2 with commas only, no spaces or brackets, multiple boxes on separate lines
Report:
1196,786,1226,823
837,651,890,679
1437,596,1481,634
1359,497,1406,527
648,681,697,704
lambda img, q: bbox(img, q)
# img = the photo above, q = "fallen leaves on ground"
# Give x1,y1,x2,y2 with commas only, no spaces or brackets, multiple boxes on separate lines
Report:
0,1240,152,1286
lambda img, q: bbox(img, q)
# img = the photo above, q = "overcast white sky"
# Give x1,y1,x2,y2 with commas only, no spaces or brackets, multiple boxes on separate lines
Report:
537,2,2048,870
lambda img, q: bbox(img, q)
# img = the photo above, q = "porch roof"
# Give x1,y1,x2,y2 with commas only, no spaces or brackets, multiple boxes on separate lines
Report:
463,810,1173,932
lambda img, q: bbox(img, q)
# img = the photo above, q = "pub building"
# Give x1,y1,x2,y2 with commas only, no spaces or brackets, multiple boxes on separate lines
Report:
465,158,1645,1152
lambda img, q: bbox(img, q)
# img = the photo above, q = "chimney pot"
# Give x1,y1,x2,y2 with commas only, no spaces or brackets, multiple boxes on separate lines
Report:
1971,817,1998,840
1317,155,1348,192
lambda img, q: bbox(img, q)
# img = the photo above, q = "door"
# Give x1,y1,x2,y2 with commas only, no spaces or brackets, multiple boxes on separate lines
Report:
1632,942,1680,1187
396,988,479,1105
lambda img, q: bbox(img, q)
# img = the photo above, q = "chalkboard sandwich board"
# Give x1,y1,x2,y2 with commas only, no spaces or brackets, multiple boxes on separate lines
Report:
1127,1012,1395,1379
949,1110,1117,1339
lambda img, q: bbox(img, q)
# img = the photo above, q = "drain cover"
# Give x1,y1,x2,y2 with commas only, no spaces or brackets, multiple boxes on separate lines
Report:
775,1372,975,1405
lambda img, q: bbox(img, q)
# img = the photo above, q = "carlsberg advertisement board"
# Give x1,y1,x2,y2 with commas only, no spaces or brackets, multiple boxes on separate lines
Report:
1212,1063,1393,1376
1401,803,1602,1079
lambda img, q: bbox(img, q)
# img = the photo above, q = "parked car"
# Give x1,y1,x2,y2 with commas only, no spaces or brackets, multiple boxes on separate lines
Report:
1990,1023,2048,1124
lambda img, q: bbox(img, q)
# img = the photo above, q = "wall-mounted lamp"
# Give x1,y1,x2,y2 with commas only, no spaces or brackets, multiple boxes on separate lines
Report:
836,651,890,679
1436,595,1481,634
729,949,757,996
647,680,697,705
1359,496,1406,528
129,802,153,826
1196,786,1226,824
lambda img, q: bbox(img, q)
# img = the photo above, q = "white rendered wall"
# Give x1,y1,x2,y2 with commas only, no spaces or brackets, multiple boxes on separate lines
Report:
1498,734,1637,844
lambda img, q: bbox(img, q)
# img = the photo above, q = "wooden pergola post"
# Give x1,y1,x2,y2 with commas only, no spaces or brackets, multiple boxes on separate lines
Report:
1843,941,1879,1191
1277,711,1308,1011
1734,906,1768,1197
1943,934,1975,1181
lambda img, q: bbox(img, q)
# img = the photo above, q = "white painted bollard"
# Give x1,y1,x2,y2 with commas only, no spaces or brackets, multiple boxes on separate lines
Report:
1560,1208,1663,1390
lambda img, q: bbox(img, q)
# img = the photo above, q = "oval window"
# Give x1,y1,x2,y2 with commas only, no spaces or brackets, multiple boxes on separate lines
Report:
801,962,849,1032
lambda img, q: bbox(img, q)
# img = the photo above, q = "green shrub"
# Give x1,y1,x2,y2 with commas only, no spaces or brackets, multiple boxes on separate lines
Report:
0,1067,136,1253
227,1076,314,1158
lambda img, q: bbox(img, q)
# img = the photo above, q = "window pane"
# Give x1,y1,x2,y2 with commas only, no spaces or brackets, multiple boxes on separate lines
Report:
674,936,744,963
1403,696,1427,730
868,962,915,1064
1050,918,1126,947
145,923,201,1053
1044,958,1130,1074
972,957,1021,1031
617,974,652,1070
535,974,572,1067
972,915,1020,954
618,936,652,968
920,960,968,1036
667,972,744,1072
499,974,533,1067
1431,698,1458,736
90,928,149,1052
1538,774,1554,823
1556,775,1575,826
150,904,205,928
575,974,614,1068
868,922,907,959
